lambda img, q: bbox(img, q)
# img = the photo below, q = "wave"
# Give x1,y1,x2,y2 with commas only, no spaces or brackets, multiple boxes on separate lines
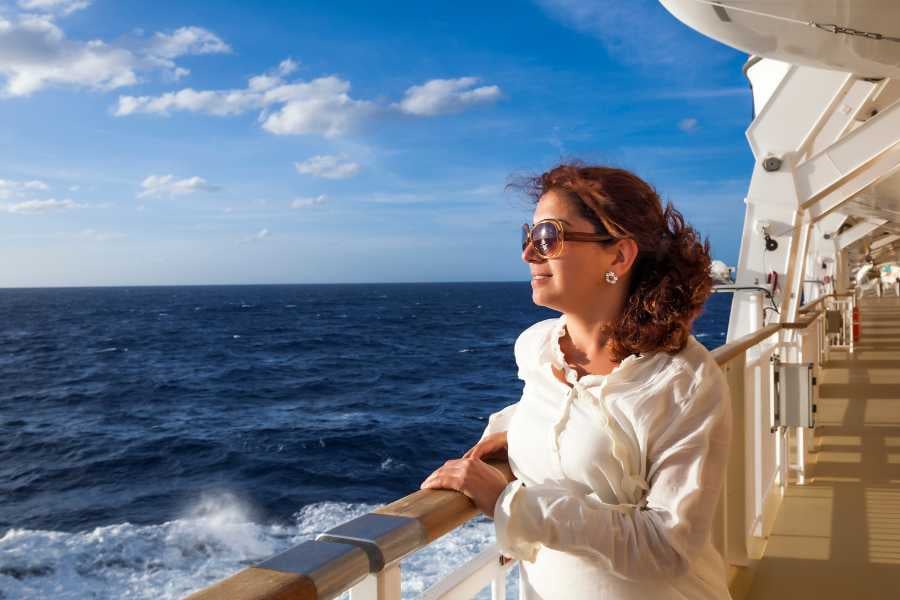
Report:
0,492,515,599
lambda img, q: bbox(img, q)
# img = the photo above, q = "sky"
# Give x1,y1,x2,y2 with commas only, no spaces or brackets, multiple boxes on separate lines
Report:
0,0,754,287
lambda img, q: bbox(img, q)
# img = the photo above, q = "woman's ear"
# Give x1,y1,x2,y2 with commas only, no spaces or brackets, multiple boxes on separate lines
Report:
611,238,640,274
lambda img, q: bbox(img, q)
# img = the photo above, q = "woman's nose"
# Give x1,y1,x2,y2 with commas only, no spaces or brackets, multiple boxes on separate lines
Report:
522,241,545,264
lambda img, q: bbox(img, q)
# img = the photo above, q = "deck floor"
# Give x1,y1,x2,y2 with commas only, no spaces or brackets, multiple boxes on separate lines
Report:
746,296,900,599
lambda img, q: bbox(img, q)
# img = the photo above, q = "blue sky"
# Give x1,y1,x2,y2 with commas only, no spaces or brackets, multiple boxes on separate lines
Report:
0,0,753,287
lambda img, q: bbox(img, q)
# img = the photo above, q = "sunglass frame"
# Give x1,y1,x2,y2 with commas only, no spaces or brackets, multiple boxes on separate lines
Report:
521,218,615,259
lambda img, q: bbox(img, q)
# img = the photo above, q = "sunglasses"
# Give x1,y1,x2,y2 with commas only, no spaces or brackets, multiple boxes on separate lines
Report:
521,218,614,259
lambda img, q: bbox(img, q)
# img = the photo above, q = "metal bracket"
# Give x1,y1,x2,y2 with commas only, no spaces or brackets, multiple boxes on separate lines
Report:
316,513,425,573
770,354,782,433
258,539,367,576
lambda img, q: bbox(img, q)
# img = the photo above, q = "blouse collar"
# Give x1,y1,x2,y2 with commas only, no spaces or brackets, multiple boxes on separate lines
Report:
544,314,659,387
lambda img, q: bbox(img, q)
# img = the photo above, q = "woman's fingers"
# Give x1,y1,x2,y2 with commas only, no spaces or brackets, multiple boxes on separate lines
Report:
464,432,508,461
464,446,492,460
419,458,510,518
420,460,466,491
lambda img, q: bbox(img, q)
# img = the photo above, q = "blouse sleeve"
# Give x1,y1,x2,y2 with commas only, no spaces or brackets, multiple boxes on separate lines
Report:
492,360,732,581
477,319,549,442
479,402,518,442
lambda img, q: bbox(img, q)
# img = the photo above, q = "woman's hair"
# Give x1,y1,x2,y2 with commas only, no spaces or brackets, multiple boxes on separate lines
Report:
511,161,713,361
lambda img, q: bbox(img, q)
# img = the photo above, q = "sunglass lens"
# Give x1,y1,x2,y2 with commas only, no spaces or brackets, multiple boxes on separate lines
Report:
532,222,559,257
521,224,530,251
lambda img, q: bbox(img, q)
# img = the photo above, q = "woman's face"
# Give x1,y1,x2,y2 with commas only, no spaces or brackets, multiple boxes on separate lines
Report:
523,191,632,315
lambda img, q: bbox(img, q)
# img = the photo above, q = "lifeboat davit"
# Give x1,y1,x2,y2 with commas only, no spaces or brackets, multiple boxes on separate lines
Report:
659,0,900,78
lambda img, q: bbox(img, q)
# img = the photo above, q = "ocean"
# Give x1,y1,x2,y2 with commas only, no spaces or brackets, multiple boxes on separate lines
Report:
0,282,731,599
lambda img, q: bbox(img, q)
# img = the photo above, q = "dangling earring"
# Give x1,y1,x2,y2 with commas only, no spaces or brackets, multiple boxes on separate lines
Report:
604,271,618,284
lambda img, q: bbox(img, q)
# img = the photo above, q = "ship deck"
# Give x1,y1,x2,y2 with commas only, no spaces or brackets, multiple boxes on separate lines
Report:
744,295,900,599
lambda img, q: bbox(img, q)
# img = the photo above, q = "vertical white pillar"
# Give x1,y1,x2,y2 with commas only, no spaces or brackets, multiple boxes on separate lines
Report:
491,567,507,600
748,292,763,331
349,565,402,600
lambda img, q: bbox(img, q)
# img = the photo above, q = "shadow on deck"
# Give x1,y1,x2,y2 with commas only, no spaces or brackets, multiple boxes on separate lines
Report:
746,296,900,599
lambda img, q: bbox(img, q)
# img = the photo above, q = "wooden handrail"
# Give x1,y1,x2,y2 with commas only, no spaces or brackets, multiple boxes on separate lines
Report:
710,323,780,365
797,291,849,314
188,567,319,600
191,315,825,599
374,462,514,544
780,312,820,329
187,461,513,600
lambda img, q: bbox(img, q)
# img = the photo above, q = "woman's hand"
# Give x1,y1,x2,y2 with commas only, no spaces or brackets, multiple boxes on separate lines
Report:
419,457,510,519
463,431,507,461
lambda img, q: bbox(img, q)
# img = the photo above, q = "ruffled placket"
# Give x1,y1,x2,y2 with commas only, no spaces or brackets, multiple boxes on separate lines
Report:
548,316,651,511
549,378,582,454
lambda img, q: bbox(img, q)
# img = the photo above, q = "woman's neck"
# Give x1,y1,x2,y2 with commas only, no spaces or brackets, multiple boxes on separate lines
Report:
563,312,616,357
560,312,621,374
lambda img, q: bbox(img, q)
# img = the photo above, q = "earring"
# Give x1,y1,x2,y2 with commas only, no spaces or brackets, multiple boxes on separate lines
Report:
604,271,618,284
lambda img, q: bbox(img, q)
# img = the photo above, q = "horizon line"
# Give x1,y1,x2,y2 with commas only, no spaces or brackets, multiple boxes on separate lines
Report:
0,279,536,290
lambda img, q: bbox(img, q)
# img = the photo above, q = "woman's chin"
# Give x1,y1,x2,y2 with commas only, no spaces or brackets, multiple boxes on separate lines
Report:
531,283,557,308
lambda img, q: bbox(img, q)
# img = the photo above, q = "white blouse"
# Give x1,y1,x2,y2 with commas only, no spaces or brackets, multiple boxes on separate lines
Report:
482,315,733,599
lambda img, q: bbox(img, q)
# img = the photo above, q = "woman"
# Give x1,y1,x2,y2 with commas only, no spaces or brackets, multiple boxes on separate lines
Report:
420,163,733,599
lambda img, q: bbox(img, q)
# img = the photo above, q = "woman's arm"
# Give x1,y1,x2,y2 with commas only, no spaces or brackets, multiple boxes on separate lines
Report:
492,362,732,581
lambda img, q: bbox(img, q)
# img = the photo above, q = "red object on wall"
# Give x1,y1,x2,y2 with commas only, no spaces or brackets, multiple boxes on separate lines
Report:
852,306,860,342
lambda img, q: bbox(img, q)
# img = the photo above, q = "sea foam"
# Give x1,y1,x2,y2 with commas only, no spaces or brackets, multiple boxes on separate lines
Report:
0,493,517,599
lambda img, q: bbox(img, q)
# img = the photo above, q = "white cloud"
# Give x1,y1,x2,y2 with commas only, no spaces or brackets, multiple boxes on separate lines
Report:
138,174,220,198
240,228,270,243
16,0,90,16
116,87,260,117
260,76,375,137
148,26,231,60
0,178,49,198
277,58,298,76
245,60,297,93
0,15,138,96
678,117,699,133
118,71,375,138
294,155,360,180
116,62,500,137
5,197,80,213
0,4,229,97
141,26,231,82
290,194,328,209
397,77,501,116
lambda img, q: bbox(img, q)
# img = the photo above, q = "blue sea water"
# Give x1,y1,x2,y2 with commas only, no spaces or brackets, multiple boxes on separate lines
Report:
0,283,731,599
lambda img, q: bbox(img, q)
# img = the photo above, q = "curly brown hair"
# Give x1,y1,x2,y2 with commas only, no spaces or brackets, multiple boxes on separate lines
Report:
512,162,713,361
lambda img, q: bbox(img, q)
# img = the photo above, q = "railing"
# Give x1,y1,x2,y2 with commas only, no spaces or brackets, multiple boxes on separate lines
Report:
188,459,516,600
188,296,842,600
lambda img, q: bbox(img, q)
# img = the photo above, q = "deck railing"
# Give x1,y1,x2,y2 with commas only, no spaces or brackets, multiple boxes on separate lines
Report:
188,294,848,600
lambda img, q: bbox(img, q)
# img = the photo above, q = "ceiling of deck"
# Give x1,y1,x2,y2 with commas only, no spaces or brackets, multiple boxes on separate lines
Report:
842,176,900,227
835,163,900,270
